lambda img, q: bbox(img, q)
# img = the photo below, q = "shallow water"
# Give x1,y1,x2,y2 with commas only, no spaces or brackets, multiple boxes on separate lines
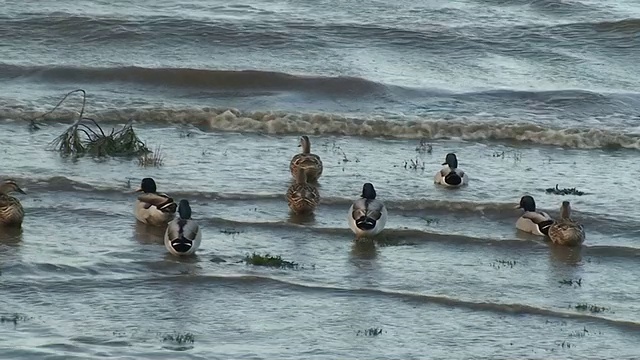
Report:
1,0,640,359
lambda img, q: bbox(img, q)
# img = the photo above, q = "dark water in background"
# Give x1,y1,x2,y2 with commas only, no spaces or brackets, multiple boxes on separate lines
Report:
1,0,640,359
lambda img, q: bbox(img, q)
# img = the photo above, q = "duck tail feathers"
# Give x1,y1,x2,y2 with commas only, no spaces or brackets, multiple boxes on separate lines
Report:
356,216,377,230
170,236,193,253
160,201,177,213
538,219,553,236
444,172,462,186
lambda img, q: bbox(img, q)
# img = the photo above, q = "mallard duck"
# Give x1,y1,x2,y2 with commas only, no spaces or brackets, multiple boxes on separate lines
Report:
290,135,323,183
434,153,469,187
548,201,585,247
348,183,388,238
134,177,177,226
164,199,202,256
286,169,320,214
515,195,554,236
0,180,26,227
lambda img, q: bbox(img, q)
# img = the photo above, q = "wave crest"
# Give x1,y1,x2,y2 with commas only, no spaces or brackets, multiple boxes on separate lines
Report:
3,104,639,150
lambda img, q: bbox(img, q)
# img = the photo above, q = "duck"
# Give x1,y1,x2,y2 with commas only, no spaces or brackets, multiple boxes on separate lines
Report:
348,183,388,238
0,179,26,227
290,135,323,183
434,153,469,187
164,199,202,256
134,177,177,226
286,169,320,215
548,201,585,247
515,195,554,236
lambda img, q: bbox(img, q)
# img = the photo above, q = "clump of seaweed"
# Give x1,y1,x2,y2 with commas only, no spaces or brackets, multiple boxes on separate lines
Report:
545,184,585,196
40,89,152,158
490,259,517,269
162,332,195,344
0,313,31,325
137,145,165,168
244,253,299,269
220,229,242,235
574,303,609,313
356,328,384,336
559,278,582,287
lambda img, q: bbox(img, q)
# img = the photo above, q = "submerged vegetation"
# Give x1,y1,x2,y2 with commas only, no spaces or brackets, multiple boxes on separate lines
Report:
559,278,582,287
546,184,585,196
356,328,385,336
33,89,154,159
490,259,517,269
0,313,31,326
137,145,165,168
162,332,195,344
244,253,299,269
574,303,609,313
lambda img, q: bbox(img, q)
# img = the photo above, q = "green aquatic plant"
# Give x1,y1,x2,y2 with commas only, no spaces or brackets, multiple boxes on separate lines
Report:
244,253,299,269
49,117,150,158
490,259,517,269
219,228,242,235
162,332,195,344
559,278,582,287
545,184,585,196
137,145,165,168
40,89,152,158
0,313,31,325
29,89,87,132
356,327,384,336
574,303,608,313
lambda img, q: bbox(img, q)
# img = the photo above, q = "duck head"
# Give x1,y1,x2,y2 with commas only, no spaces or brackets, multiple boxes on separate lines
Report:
442,153,458,169
361,183,377,200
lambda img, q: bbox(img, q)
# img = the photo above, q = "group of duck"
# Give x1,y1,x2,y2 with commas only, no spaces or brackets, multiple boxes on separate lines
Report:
0,135,585,256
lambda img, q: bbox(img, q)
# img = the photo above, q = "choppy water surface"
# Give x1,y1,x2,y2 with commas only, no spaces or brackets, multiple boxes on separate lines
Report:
1,0,640,359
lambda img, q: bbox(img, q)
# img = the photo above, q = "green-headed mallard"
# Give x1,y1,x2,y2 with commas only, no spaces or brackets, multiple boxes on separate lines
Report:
548,201,585,247
0,179,26,227
290,135,323,183
348,183,387,238
164,199,202,256
286,169,320,215
134,177,177,226
515,195,554,236
434,153,469,187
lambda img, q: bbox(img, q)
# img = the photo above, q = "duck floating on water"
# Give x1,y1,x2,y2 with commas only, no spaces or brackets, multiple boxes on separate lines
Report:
434,153,469,187
286,169,320,215
164,199,202,256
515,195,554,236
134,177,177,226
290,135,323,183
0,179,26,227
348,183,387,239
548,201,585,247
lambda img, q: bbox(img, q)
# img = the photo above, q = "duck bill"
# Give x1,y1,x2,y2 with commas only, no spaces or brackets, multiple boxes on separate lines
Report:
17,187,26,195
135,187,143,193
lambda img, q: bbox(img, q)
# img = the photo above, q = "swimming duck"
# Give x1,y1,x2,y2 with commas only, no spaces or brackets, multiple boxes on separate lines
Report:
0,179,26,227
134,177,177,226
434,153,468,187
164,199,202,256
548,201,585,247
515,195,554,236
286,169,320,215
290,135,323,183
348,183,388,238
